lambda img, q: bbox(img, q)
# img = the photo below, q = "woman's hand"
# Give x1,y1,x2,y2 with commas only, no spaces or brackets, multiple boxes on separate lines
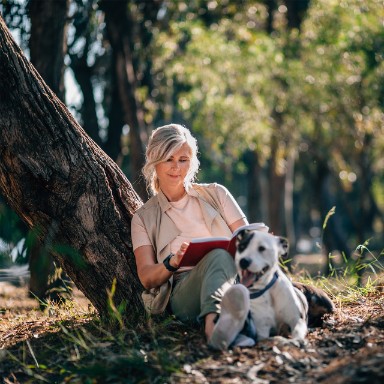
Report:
134,242,190,290
170,242,190,268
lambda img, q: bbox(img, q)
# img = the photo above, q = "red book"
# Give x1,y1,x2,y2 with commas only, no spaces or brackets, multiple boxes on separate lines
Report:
179,222,269,267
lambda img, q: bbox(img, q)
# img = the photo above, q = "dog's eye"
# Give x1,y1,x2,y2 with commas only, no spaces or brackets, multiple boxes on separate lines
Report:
258,246,266,252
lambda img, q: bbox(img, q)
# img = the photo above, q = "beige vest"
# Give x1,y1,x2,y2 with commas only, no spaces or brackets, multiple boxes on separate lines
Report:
135,183,233,263
135,183,233,314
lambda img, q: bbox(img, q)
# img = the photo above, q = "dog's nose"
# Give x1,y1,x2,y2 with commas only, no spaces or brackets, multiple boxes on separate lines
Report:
239,258,251,270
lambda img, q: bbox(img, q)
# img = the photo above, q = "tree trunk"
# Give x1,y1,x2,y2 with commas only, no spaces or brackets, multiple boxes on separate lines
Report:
100,0,148,200
0,15,144,317
244,150,263,222
267,137,286,235
28,0,70,302
284,151,296,251
104,54,125,163
67,1,103,148
70,52,102,147
284,0,310,30
28,0,68,101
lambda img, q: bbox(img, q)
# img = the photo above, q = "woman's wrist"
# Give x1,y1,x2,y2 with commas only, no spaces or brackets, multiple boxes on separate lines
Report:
163,253,179,272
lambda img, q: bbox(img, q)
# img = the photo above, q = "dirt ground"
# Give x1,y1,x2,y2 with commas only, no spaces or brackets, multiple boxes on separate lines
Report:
0,276,383,383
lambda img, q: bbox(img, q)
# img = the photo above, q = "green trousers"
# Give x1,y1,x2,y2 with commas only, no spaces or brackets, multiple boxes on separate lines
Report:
169,249,238,323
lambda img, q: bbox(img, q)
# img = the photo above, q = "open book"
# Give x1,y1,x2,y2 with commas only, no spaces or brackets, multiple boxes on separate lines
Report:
178,222,269,268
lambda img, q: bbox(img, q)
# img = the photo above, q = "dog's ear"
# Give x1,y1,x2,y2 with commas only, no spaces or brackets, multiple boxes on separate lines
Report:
236,229,251,242
277,237,289,257
236,230,254,252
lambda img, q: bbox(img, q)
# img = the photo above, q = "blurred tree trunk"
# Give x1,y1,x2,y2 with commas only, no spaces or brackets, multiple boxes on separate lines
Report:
104,58,125,163
316,160,351,275
267,135,285,235
264,0,276,34
285,0,310,30
244,150,264,222
70,51,102,147
0,15,144,317
284,151,296,257
100,0,148,200
28,0,70,303
28,0,68,101
67,0,102,148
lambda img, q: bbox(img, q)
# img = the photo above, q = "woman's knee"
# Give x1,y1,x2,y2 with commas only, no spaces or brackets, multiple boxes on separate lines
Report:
200,249,237,274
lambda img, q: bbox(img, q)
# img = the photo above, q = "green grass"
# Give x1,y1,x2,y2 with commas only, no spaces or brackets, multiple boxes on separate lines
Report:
2,303,204,383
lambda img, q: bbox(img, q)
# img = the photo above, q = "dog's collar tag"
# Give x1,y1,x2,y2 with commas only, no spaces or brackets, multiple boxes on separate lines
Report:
249,271,279,299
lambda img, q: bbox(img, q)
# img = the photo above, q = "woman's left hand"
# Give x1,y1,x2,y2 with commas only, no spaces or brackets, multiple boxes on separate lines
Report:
171,242,190,268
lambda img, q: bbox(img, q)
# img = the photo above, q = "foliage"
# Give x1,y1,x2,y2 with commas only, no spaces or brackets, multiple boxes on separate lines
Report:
0,0,382,264
154,0,384,248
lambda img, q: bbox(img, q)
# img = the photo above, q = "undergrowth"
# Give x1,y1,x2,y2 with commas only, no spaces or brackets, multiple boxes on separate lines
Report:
2,259,383,383
1,297,204,383
1,206,383,383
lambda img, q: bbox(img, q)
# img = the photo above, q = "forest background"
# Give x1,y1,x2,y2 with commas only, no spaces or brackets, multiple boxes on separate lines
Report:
0,1,383,382
0,0,383,288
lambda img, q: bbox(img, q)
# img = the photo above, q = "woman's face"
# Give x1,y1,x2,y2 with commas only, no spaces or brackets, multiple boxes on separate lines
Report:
155,143,192,190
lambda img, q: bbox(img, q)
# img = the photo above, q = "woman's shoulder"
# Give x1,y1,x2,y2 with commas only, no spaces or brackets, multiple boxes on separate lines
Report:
134,194,159,215
191,182,229,195
191,182,225,190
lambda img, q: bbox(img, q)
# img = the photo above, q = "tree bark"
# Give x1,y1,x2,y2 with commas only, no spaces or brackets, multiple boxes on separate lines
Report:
0,15,144,317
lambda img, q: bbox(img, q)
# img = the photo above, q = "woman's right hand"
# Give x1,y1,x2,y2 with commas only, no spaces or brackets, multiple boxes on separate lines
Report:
134,242,189,290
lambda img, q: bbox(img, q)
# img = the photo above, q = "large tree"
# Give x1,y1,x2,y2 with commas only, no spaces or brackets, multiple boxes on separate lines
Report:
0,15,144,317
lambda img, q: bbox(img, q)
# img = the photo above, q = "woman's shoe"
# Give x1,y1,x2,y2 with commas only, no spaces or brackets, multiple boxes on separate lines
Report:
208,284,250,350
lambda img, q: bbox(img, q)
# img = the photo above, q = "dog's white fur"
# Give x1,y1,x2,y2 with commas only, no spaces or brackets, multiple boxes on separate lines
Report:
235,230,308,341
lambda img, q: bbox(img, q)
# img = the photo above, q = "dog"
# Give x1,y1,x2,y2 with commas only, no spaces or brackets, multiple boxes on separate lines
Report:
235,230,308,341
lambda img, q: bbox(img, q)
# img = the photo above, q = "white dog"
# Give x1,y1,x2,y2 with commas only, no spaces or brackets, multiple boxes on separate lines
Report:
235,230,308,342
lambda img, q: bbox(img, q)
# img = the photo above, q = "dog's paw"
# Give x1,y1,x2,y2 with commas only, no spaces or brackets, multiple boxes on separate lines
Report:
273,335,307,349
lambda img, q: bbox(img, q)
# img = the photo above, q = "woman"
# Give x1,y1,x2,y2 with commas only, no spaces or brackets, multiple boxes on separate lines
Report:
131,123,255,350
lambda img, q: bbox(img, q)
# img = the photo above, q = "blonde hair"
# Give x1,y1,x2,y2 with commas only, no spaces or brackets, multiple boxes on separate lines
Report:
143,124,200,194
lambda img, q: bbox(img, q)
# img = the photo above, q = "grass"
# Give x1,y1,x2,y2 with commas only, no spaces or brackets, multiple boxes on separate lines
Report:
2,269,383,383
0,288,205,383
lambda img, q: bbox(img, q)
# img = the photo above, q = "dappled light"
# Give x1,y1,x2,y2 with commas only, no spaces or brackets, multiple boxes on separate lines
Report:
0,0,383,382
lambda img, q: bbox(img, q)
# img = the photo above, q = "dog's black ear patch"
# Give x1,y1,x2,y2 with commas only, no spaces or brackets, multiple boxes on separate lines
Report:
236,230,254,253
236,229,249,242
278,237,289,257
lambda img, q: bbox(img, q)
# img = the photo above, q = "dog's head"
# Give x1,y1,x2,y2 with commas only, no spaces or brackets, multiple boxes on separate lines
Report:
235,230,288,288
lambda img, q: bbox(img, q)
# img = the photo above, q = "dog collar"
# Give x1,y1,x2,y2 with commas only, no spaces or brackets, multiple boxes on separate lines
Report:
248,271,279,299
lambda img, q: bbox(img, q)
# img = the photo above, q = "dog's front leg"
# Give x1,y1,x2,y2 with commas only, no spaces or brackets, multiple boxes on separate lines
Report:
290,318,307,341
253,316,273,340
256,326,271,340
